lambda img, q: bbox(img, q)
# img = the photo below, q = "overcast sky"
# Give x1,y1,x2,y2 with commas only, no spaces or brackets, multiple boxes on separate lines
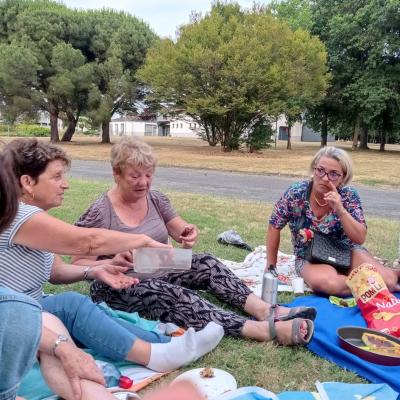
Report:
62,0,261,38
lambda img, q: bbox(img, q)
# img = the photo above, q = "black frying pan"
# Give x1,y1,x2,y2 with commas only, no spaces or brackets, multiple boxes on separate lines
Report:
337,326,400,366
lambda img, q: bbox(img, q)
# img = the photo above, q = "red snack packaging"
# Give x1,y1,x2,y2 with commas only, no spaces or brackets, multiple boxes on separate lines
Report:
346,263,400,337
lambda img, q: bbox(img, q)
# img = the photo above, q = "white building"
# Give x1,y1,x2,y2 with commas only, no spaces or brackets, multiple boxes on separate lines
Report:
109,116,158,137
167,115,201,138
37,111,64,129
275,115,335,142
110,114,202,138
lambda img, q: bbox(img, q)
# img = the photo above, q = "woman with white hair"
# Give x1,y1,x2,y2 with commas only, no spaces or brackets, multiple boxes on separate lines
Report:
267,146,400,296
73,137,316,346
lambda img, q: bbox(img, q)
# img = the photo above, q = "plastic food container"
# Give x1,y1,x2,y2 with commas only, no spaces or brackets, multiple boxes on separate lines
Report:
134,248,192,273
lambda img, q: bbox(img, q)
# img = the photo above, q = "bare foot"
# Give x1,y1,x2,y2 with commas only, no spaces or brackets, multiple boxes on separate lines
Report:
274,319,309,345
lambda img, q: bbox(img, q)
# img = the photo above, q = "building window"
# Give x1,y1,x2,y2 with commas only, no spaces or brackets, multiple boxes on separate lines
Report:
144,124,157,136
193,123,197,129
172,123,174,128
180,123,183,128
115,124,118,134
120,123,124,134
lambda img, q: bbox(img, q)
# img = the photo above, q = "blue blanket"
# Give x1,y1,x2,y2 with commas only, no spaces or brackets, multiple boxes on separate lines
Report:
288,294,400,398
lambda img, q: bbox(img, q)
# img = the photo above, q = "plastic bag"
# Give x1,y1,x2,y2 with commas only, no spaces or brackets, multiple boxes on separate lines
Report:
346,263,400,337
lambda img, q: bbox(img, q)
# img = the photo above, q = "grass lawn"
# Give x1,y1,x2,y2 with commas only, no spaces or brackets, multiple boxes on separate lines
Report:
47,178,400,395
2,135,399,186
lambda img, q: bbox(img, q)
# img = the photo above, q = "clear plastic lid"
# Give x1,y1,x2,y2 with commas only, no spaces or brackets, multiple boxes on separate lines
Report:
134,248,192,273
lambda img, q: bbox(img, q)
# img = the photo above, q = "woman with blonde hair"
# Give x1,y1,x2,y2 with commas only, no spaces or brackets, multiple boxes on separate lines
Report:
73,137,315,346
267,146,400,296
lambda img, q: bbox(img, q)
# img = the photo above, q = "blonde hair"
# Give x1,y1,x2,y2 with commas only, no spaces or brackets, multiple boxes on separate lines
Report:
110,137,157,173
309,146,353,186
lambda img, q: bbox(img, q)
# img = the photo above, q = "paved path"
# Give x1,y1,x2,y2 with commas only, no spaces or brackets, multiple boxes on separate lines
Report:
70,160,400,219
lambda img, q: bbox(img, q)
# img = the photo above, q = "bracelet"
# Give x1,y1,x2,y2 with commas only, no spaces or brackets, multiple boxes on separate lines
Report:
83,266,92,281
53,334,69,356
337,208,347,217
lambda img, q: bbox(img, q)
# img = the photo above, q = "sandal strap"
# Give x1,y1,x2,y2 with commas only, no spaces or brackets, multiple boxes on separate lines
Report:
291,318,314,345
267,315,277,341
267,304,280,320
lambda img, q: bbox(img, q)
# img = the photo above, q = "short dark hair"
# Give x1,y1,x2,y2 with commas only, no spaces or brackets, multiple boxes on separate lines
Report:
0,152,19,232
3,138,71,185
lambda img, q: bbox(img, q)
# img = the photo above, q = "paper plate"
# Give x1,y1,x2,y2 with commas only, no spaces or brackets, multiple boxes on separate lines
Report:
112,392,141,400
172,368,237,399
338,326,400,366
218,386,278,400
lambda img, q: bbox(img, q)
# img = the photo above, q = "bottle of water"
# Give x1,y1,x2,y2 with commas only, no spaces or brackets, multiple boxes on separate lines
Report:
261,265,278,305
96,360,133,389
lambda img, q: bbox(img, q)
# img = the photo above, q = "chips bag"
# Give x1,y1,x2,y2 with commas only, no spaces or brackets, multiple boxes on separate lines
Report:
346,263,400,338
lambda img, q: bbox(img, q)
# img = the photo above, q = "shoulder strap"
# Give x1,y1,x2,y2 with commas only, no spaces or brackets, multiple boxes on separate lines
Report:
296,180,313,231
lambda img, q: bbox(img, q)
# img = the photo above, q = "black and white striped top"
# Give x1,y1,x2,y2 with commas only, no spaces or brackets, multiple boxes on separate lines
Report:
0,203,54,301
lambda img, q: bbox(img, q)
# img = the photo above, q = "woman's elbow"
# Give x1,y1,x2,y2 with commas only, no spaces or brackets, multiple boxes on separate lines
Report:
64,232,98,255
352,229,367,245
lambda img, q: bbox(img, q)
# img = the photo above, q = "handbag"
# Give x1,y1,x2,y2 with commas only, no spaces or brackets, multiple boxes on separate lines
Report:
300,180,351,272
305,231,351,272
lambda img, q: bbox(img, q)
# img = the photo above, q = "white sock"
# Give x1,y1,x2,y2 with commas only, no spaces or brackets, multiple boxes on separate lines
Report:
146,321,224,372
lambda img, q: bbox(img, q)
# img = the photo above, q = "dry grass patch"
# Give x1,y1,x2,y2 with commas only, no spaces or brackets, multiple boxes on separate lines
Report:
2,135,400,186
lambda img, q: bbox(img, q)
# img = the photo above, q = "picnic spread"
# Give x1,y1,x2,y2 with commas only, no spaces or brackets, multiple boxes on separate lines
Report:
222,247,400,398
20,247,400,399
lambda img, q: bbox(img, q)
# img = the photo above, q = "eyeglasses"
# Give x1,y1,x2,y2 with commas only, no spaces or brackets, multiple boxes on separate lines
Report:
314,166,343,182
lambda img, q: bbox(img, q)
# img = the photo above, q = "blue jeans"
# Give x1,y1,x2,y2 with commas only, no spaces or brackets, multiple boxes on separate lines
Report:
0,288,42,400
41,292,169,361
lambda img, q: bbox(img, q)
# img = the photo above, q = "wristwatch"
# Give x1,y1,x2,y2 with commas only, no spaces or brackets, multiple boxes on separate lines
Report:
53,334,69,355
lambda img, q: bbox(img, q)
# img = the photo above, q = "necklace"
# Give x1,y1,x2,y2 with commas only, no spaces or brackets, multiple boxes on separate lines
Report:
313,195,328,207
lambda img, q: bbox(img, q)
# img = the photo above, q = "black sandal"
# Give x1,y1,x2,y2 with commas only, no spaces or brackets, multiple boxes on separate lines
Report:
268,305,317,322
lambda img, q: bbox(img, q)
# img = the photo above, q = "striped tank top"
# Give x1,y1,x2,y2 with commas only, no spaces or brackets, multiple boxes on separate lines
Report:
0,203,54,301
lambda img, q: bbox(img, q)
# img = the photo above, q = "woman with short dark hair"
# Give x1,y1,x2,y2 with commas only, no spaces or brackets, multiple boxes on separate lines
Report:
0,139,224,398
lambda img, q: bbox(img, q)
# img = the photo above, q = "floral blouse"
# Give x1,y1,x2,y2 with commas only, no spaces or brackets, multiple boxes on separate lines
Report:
269,180,367,260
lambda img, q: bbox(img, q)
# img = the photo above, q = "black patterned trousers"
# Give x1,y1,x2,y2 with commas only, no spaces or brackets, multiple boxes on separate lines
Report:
90,253,253,337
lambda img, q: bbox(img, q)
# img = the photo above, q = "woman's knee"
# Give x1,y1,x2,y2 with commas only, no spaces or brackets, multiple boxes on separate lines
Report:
306,275,347,295
41,292,94,323
0,292,41,393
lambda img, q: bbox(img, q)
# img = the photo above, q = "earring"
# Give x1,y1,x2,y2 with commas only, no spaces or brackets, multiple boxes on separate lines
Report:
22,192,34,201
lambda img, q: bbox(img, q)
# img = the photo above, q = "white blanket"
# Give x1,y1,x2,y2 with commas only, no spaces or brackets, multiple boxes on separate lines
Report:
220,245,311,297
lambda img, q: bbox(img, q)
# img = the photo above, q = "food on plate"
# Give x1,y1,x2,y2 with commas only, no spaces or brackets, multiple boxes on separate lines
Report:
200,367,215,378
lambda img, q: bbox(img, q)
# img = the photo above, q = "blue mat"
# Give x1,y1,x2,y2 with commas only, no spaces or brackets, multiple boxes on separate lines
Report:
287,293,400,398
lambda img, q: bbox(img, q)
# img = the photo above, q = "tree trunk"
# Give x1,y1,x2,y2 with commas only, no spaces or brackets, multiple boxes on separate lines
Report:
49,104,59,143
359,123,369,150
379,125,386,152
352,115,361,150
61,113,78,142
286,124,292,150
320,110,328,147
101,121,110,143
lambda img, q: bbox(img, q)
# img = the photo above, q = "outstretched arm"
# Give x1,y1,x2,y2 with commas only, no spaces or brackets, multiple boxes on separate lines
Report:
12,211,169,256
49,256,138,289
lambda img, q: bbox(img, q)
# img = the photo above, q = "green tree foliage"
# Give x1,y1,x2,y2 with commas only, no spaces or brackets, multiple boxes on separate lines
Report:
243,118,274,152
0,1,156,142
138,2,329,151
83,9,157,143
310,0,400,149
269,0,313,31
